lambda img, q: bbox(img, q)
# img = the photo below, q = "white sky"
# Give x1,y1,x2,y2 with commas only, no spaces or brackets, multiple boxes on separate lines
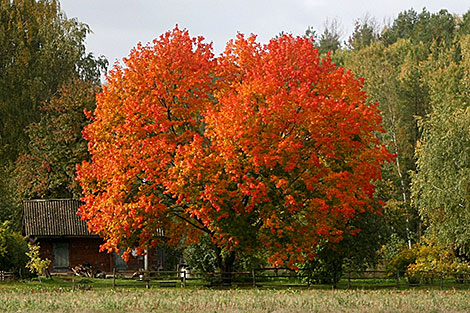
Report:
59,0,470,67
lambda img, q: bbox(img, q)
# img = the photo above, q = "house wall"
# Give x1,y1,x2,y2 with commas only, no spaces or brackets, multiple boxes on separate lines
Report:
38,240,53,271
37,237,157,273
38,238,111,272
70,238,112,271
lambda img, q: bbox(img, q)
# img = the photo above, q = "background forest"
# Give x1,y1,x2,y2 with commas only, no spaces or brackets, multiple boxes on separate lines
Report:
1,0,470,279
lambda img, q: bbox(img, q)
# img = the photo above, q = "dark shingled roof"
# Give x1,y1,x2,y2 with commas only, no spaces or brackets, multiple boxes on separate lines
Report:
23,199,96,237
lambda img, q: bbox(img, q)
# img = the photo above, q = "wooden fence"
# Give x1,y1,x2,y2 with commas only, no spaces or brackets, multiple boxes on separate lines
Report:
0,271,13,281
108,268,470,289
4,267,470,289
111,269,185,289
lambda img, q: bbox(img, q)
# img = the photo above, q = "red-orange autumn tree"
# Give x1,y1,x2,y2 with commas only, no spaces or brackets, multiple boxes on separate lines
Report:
77,27,392,273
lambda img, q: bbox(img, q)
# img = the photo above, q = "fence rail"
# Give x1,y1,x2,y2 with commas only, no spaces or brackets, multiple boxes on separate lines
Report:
106,268,470,289
4,267,470,289
0,271,13,281
339,270,470,289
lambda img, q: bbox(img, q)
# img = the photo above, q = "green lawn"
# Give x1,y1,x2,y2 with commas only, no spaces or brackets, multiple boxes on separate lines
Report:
2,278,470,312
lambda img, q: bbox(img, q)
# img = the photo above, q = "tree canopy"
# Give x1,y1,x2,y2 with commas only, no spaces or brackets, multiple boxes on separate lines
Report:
77,27,392,270
0,0,106,162
411,35,470,255
14,78,98,200
0,0,106,224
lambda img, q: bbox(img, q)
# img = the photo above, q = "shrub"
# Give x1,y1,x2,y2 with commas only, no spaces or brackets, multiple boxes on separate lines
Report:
300,245,343,286
406,237,470,283
183,234,218,274
378,233,413,276
25,243,51,279
0,221,29,277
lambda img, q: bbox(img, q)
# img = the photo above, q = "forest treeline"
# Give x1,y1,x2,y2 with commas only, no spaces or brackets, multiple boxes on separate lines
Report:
1,0,470,280
318,8,470,277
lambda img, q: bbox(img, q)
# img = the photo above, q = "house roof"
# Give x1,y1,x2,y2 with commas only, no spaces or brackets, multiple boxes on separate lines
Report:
23,199,96,237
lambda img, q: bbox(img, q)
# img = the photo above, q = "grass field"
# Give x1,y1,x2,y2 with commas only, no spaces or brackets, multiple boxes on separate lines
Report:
2,279,470,312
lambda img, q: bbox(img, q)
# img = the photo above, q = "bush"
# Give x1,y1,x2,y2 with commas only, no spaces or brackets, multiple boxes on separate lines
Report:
406,237,470,283
300,246,343,286
388,247,417,277
379,234,416,277
183,234,218,273
0,221,29,277
25,243,51,279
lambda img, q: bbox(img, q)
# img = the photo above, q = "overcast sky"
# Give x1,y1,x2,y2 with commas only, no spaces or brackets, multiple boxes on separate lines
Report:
59,0,470,67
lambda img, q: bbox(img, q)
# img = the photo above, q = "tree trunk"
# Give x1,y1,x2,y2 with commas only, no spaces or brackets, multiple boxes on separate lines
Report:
386,100,413,249
215,246,236,285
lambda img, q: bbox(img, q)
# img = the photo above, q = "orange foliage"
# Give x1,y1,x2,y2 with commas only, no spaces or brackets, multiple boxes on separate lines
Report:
77,27,392,265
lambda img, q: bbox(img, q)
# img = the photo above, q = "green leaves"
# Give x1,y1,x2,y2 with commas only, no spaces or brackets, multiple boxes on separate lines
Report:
411,35,470,255
0,221,28,273
0,0,107,227
0,0,106,162
13,78,98,200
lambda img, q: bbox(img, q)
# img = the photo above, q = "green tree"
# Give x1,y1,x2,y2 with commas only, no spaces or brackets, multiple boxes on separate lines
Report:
0,221,28,276
381,9,419,45
0,0,106,225
381,8,457,48
347,16,379,50
0,0,106,162
302,208,387,286
459,10,470,35
341,8,470,261
13,78,98,200
343,40,428,247
411,35,470,256
317,18,342,55
183,234,219,274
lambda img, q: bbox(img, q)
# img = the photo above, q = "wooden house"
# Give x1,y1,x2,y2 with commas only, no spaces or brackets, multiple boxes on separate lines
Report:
23,199,165,274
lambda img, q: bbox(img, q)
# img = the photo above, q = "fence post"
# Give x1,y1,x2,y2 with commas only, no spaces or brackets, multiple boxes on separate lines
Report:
112,268,116,289
347,271,351,289
181,269,186,288
146,270,150,289
252,269,256,287
396,271,400,289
